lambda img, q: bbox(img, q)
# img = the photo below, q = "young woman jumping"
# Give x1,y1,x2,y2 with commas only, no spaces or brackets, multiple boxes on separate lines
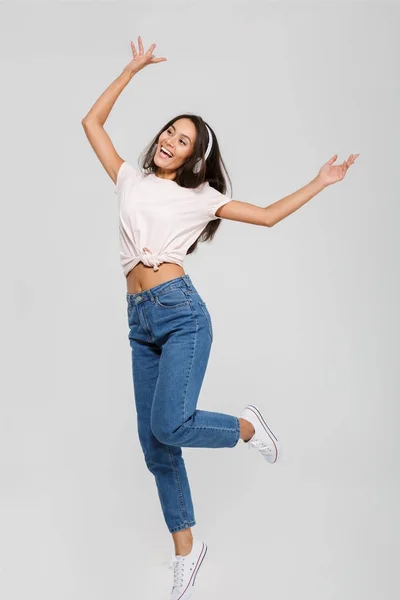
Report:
81,36,359,600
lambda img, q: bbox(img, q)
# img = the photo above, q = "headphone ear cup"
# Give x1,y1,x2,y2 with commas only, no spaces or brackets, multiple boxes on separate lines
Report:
193,159,202,173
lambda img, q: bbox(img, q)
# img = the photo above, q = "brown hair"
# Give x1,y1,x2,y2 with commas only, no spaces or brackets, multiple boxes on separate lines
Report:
138,113,233,256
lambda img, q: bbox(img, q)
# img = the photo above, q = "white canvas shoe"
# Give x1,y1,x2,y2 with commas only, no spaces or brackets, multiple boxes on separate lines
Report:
239,404,280,463
168,539,208,600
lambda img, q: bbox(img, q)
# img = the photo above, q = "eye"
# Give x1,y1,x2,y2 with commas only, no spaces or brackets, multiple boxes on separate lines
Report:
166,129,187,145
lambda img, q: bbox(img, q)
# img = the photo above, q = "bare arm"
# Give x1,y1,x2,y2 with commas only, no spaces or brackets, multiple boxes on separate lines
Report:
216,153,359,226
263,176,326,226
81,69,136,183
81,37,167,184
215,178,324,226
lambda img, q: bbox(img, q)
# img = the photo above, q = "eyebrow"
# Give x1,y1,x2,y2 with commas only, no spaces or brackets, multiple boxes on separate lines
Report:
170,124,192,144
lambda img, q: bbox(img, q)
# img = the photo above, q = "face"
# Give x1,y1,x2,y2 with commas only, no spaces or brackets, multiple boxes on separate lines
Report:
154,118,197,178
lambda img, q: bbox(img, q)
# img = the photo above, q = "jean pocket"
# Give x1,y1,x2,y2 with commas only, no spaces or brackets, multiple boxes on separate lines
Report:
155,287,189,309
198,301,213,341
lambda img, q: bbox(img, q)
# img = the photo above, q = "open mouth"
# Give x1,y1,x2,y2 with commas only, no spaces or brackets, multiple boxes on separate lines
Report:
159,145,173,159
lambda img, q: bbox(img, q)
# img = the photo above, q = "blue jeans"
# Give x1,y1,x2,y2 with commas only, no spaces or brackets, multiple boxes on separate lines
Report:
126,274,241,533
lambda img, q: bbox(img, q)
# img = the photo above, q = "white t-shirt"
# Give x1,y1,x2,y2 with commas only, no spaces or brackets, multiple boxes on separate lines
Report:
115,161,232,276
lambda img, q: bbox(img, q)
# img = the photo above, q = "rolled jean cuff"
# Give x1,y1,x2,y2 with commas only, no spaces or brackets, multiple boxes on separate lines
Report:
169,520,196,533
230,417,241,448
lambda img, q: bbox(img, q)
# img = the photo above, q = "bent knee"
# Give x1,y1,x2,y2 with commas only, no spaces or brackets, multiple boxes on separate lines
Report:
151,421,182,446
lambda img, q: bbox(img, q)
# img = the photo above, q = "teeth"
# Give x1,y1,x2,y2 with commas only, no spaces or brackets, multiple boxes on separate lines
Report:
161,146,173,157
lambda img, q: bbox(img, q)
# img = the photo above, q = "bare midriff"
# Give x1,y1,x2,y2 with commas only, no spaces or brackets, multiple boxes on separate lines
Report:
126,261,186,294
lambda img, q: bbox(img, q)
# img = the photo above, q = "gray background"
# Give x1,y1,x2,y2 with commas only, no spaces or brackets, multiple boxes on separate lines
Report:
1,1,399,599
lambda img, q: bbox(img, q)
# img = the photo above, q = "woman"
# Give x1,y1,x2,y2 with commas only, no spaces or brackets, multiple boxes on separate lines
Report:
81,36,359,600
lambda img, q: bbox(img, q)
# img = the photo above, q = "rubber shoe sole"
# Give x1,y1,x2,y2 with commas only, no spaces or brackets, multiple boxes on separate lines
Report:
240,404,280,463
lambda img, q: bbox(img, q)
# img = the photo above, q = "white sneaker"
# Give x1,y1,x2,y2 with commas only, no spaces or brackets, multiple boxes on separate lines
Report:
239,404,280,463
168,539,208,600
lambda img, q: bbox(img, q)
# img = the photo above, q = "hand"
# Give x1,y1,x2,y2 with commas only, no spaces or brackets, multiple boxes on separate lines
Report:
316,153,360,187
124,36,167,74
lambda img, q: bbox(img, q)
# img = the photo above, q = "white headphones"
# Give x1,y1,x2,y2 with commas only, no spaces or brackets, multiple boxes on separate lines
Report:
193,124,213,174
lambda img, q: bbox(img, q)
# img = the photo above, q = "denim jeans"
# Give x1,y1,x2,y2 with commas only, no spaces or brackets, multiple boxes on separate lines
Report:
126,274,241,533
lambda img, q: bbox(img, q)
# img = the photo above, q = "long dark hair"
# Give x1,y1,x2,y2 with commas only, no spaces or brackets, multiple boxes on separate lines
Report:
138,113,233,256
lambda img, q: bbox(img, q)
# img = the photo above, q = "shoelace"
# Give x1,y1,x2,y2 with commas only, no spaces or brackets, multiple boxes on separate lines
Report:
248,437,273,456
168,555,185,588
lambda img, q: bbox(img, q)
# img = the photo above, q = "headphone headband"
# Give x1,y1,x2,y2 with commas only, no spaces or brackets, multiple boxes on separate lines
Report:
193,123,213,173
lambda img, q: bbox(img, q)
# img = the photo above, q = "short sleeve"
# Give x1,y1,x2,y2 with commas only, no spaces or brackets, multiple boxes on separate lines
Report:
115,161,142,195
203,182,232,220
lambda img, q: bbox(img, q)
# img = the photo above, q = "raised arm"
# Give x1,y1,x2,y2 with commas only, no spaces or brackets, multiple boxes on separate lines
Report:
216,153,359,226
81,37,167,184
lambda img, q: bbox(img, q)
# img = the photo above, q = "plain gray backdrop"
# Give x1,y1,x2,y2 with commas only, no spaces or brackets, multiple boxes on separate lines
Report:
1,1,399,599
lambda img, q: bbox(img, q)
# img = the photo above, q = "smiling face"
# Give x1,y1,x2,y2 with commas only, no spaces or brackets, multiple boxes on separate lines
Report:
154,118,197,179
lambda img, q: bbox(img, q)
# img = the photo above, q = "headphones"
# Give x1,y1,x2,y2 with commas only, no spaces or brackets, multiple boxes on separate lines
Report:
154,123,213,173
193,124,213,174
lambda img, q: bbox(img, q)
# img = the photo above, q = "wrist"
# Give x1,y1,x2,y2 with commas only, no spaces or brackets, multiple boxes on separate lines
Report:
121,65,140,80
312,175,327,192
